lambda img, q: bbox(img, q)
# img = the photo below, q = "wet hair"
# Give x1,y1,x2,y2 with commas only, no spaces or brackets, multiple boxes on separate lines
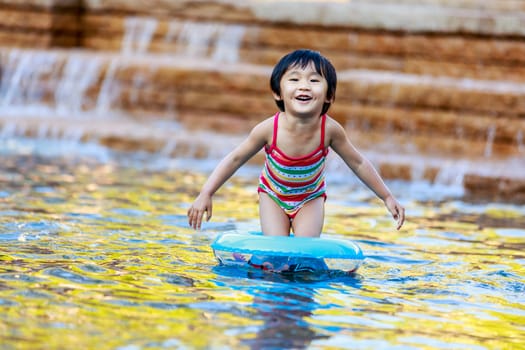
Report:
270,49,337,115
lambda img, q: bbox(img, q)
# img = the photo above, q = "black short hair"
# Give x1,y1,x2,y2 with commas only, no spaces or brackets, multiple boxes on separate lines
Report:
270,49,337,115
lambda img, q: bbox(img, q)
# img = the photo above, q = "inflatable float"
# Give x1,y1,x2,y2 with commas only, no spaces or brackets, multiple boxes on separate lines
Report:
211,232,364,273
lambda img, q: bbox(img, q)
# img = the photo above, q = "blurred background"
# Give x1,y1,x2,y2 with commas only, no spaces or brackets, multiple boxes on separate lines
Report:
0,0,524,202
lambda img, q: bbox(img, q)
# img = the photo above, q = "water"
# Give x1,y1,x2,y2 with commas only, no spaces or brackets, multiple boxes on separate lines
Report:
0,10,524,349
0,139,523,350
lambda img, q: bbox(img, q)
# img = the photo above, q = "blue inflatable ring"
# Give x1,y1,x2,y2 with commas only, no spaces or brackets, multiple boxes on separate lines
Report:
211,232,364,273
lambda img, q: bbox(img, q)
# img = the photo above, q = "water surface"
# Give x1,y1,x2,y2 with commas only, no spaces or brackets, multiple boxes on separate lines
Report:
0,139,524,350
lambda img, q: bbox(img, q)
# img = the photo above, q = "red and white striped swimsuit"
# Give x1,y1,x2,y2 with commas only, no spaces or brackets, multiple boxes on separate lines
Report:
258,112,329,218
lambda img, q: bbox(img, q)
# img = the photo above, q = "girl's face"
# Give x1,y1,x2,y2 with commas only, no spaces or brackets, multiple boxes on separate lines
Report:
274,62,332,118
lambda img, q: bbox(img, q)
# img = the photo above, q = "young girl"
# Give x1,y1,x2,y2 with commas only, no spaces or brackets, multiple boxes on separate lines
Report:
188,49,405,236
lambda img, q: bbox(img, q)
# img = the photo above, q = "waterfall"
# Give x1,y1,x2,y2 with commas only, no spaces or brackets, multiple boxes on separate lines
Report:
484,124,496,158
0,50,61,115
122,17,158,54
174,20,246,62
55,54,105,116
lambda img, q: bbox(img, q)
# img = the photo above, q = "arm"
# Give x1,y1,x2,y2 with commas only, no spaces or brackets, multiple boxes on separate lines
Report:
187,121,270,230
329,120,405,230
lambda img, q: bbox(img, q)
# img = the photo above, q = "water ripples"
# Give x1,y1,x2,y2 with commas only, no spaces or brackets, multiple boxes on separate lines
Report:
0,153,523,349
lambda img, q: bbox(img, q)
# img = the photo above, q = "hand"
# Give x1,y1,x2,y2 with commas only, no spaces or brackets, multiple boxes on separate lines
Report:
187,194,212,230
384,195,405,230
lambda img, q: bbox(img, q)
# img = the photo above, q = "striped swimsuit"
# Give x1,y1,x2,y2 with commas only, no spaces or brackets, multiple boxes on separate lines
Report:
258,112,329,218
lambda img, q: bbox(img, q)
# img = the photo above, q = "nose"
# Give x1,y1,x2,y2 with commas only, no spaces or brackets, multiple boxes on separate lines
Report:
298,78,311,90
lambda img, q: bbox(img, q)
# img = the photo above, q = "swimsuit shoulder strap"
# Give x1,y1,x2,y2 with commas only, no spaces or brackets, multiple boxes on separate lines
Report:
268,113,327,155
320,114,329,155
320,114,326,147
268,112,280,151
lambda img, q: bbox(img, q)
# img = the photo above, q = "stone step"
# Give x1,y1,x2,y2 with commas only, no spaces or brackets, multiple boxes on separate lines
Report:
3,1,525,83
80,0,525,36
1,115,523,203
0,31,78,47
80,26,525,82
0,7,79,31
1,0,525,203
4,49,525,117
5,0,525,37
1,49,524,159
81,14,525,64
176,111,522,160
0,2,81,47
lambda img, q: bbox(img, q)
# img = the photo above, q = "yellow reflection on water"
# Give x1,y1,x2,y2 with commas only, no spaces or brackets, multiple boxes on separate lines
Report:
0,155,523,349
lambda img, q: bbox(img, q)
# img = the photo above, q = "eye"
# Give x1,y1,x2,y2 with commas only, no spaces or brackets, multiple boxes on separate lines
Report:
310,79,320,83
289,78,299,81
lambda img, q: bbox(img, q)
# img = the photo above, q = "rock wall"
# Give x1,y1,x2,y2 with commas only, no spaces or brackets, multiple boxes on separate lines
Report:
1,0,524,201
0,0,82,47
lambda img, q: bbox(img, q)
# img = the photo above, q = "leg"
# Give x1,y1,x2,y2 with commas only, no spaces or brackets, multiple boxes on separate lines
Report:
291,196,325,237
259,192,291,236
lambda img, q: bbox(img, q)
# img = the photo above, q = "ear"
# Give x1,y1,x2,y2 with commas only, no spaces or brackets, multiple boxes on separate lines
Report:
325,95,335,103
272,92,282,101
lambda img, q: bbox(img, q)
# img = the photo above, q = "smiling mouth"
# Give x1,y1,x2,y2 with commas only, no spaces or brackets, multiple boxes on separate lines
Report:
295,95,312,101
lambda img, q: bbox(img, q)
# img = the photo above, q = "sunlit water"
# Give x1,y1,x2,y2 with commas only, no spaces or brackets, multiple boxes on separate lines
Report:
0,138,524,350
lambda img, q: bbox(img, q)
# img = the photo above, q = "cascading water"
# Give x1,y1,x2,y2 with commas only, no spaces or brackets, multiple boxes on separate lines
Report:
484,124,496,158
0,6,524,201
0,18,248,116
0,18,252,169
122,17,158,54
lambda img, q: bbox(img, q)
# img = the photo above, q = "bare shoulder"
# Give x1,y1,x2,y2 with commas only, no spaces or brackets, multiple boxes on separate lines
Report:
324,115,348,144
253,115,275,131
247,115,275,145
324,115,362,165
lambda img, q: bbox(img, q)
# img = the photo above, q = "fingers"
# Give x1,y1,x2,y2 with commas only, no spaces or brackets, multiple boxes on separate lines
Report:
393,204,405,230
188,208,202,230
385,196,405,230
187,207,196,229
187,207,208,230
